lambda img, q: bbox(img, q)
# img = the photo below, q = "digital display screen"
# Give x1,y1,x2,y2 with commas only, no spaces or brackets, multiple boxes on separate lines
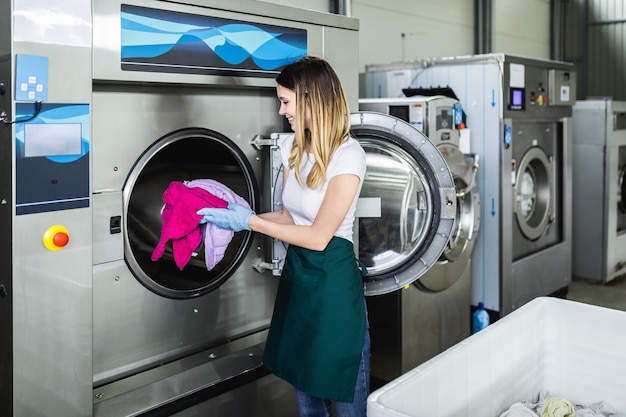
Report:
389,105,410,123
509,88,525,110
436,107,453,130
24,123,82,157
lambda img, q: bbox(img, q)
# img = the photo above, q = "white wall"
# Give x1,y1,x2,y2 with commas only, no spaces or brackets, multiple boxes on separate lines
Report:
353,0,474,72
493,0,551,59
256,0,330,13
257,0,552,72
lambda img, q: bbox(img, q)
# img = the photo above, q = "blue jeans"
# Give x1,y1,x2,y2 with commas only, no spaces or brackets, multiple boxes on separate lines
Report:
294,325,371,417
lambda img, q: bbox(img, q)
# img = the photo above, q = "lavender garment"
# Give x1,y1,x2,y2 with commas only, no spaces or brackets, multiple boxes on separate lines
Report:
185,179,251,270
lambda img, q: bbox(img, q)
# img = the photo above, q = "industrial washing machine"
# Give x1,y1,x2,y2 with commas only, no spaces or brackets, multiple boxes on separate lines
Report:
572,100,626,283
363,54,576,318
0,0,357,416
357,96,480,383
0,1,458,416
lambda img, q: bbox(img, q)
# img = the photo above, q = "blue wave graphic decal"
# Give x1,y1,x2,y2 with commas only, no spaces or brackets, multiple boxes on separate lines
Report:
121,4,307,77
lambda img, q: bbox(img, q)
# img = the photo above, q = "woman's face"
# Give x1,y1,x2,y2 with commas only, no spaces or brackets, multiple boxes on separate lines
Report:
277,84,311,131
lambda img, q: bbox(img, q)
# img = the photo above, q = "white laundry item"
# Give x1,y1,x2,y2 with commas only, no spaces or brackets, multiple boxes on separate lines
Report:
499,402,540,417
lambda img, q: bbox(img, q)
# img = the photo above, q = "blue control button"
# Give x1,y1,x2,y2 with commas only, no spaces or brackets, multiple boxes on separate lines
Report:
15,54,48,102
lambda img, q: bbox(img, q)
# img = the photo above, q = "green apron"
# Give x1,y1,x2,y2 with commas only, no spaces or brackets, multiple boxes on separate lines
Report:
263,236,366,402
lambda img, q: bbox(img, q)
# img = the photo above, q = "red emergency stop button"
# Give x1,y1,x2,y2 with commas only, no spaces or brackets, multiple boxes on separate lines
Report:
43,225,70,251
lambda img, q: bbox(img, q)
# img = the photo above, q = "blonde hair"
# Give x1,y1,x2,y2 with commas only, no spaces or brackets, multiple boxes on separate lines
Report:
276,56,351,189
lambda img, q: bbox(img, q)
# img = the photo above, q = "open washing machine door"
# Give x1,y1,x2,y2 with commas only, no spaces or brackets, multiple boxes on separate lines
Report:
350,112,457,296
357,96,480,294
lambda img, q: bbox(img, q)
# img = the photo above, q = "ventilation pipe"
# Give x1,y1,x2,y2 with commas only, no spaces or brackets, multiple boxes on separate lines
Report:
332,0,351,17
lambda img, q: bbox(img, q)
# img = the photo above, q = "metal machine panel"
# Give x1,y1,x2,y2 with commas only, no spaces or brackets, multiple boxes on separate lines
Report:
572,100,626,283
6,1,94,416
92,191,124,265
0,53,13,416
12,210,93,416
3,1,361,416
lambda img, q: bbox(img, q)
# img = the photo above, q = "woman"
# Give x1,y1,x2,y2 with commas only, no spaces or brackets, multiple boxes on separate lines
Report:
197,55,369,417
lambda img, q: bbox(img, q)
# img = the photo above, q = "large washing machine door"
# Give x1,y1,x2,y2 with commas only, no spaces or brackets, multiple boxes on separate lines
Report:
123,128,258,299
514,146,553,240
351,112,457,296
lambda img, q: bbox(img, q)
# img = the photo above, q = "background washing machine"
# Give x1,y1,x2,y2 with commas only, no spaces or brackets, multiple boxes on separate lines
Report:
357,96,480,384
363,54,576,318
572,100,626,283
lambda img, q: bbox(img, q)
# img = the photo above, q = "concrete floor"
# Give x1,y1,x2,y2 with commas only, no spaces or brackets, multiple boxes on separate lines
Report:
567,275,626,312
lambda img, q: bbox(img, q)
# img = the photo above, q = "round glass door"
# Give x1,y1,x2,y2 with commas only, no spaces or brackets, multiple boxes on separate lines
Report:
351,112,456,296
123,128,258,299
514,146,552,240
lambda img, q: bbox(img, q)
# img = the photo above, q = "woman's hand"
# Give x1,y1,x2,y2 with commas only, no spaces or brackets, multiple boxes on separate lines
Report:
197,202,255,232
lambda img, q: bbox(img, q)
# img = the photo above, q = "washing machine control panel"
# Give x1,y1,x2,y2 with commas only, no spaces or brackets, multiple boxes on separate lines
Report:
15,103,90,215
506,63,576,118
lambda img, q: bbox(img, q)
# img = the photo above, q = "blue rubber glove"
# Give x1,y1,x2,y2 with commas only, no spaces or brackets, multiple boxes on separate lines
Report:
197,202,254,232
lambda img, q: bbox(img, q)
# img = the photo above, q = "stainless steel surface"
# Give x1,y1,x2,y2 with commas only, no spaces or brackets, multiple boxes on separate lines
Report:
572,100,626,283
169,373,297,417
0,48,13,415
5,0,360,416
91,82,281,389
13,210,94,415
367,263,471,384
7,2,95,416
93,332,273,416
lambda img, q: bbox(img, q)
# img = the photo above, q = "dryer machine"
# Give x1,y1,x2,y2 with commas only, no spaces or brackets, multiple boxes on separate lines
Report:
357,96,480,382
572,100,626,283
364,54,576,317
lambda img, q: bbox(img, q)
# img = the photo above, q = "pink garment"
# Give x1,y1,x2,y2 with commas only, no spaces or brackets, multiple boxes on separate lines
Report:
151,181,228,270
185,179,251,270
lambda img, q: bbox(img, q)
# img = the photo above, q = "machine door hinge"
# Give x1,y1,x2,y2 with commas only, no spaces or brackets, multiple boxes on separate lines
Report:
251,258,282,274
251,132,292,150
251,133,278,150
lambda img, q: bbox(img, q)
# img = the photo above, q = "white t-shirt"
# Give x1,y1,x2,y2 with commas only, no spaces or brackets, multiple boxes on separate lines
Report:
280,133,366,243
